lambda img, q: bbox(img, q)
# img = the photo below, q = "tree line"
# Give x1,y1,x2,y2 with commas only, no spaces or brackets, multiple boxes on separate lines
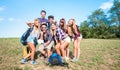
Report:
80,0,120,39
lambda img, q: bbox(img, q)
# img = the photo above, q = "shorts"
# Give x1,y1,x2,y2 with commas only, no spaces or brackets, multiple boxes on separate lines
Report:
74,34,82,40
38,41,54,51
78,34,82,39
63,36,71,43
27,35,37,46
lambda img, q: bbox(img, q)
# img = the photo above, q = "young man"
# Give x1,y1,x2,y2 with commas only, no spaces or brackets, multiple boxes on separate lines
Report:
38,23,54,58
48,15,54,30
38,10,48,25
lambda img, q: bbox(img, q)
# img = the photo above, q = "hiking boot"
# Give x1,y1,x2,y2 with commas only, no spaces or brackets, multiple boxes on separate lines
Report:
30,60,38,65
21,58,27,64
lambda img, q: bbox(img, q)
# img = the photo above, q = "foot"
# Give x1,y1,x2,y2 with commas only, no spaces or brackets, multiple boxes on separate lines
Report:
71,58,77,62
30,60,38,64
65,57,70,61
75,58,79,61
21,58,27,64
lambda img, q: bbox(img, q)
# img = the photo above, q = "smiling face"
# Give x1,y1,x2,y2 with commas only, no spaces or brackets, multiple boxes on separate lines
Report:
68,19,73,26
49,18,54,23
59,18,65,27
41,12,46,18
34,19,40,27
41,24,47,33
51,23,56,30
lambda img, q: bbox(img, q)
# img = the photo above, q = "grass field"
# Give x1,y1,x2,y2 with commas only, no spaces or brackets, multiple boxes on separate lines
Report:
0,38,120,70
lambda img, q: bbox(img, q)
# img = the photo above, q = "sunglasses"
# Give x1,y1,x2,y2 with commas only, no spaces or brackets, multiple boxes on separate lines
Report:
42,27,47,29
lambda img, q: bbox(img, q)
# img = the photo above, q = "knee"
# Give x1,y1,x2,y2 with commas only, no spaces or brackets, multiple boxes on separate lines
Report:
32,48,36,53
74,46,77,50
60,46,64,50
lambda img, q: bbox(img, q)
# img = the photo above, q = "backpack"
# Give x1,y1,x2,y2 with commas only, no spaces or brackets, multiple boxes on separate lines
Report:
48,52,63,66
20,27,33,46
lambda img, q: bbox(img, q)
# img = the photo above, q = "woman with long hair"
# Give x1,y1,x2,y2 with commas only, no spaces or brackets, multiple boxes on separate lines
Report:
68,18,82,62
50,21,70,61
21,19,41,64
59,18,70,60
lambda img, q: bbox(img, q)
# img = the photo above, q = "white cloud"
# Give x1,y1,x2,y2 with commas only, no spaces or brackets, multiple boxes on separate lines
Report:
0,17,4,22
100,1,113,10
0,6,5,11
8,18,15,22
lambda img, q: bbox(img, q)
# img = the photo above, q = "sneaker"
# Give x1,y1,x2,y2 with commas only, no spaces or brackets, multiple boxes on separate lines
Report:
62,58,66,63
71,58,77,62
75,58,79,61
30,60,38,65
21,58,27,64
65,57,70,61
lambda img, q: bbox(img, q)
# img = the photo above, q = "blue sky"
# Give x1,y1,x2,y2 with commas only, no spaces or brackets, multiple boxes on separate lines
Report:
0,0,113,38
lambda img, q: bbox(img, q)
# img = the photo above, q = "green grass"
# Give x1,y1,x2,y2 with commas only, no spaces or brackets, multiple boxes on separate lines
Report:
0,38,120,70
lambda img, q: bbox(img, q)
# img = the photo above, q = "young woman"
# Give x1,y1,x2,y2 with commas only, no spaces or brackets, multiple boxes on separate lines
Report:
21,19,41,64
68,19,82,62
59,18,70,60
50,21,70,61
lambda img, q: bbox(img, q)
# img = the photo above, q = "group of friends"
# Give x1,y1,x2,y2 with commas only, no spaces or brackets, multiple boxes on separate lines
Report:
21,10,82,64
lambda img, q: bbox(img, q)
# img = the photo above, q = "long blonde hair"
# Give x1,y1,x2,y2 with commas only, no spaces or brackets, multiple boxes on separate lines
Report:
50,21,57,36
32,19,41,34
68,18,78,36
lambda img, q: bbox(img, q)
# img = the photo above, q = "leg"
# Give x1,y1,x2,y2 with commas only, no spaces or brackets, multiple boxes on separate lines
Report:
28,42,36,60
47,49,51,57
77,37,82,59
66,46,70,58
40,50,47,57
73,39,77,59
60,41,69,59
55,42,61,55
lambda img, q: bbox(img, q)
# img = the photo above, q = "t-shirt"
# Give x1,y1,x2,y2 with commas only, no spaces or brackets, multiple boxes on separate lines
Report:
38,18,48,24
43,30,53,43
38,18,49,29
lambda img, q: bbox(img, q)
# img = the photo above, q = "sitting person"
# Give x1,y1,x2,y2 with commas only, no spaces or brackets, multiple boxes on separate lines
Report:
21,19,41,64
50,21,70,62
38,23,54,59
59,18,70,60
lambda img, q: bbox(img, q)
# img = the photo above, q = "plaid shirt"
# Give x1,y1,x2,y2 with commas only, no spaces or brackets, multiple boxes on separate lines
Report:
56,27,66,40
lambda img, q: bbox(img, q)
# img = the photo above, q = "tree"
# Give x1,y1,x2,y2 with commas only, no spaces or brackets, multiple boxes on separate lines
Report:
109,0,120,38
80,0,120,39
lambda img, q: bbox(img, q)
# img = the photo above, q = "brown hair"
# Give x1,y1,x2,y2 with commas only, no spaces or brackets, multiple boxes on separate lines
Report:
59,18,67,32
48,15,54,20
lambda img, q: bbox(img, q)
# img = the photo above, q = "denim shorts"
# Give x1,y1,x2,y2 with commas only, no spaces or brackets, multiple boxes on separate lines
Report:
27,35,37,46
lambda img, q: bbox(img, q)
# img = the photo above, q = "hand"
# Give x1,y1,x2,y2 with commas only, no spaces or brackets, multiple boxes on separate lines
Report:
40,31,43,35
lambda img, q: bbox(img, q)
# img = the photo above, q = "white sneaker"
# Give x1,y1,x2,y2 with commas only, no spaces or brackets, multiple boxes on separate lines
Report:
71,58,76,62
65,57,70,61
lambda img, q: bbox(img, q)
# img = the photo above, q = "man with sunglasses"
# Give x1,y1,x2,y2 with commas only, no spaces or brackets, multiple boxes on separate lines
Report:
38,23,54,59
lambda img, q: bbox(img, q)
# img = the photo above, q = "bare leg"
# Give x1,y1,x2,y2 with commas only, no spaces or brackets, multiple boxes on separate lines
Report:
28,42,36,60
77,38,82,59
60,41,69,59
47,49,51,58
66,46,70,58
55,42,61,55
40,50,47,57
73,39,77,59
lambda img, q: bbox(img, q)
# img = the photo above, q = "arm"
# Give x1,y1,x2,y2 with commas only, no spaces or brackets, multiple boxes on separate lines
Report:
44,31,52,47
73,25,79,35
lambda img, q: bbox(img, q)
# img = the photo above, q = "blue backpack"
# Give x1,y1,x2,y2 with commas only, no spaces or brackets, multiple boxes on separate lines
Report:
20,27,33,46
48,52,63,66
